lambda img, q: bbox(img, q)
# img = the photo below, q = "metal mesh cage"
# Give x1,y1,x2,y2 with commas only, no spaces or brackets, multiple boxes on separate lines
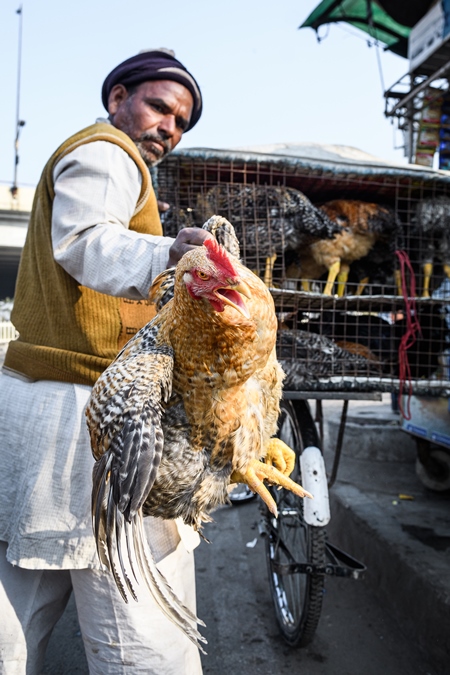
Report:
156,148,450,396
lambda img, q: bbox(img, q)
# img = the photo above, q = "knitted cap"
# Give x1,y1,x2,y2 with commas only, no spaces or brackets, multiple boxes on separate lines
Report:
102,49,202,131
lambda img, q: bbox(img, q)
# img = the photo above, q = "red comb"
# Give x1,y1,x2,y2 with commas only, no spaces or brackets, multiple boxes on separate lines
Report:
203,238,237,276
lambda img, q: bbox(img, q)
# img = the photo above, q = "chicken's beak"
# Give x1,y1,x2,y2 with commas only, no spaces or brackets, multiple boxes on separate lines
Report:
215,279,252,319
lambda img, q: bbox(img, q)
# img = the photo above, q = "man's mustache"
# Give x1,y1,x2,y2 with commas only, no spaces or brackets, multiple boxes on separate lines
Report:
137,133,171,157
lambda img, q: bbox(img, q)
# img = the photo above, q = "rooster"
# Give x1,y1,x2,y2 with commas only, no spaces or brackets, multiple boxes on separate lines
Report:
85,217,311,650
292,200,403,296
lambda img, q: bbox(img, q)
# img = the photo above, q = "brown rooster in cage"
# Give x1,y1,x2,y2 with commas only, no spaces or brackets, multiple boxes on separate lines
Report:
85,216,311,650
291,199,403,296
195,184,343,286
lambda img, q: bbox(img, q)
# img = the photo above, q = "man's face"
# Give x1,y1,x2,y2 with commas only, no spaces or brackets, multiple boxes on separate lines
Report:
108,80,194,167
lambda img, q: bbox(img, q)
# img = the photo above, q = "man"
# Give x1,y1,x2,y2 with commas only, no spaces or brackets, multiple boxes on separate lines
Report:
0,49,210,674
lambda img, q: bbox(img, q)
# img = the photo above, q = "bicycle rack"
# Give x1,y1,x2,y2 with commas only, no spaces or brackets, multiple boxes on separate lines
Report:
260,518,366,580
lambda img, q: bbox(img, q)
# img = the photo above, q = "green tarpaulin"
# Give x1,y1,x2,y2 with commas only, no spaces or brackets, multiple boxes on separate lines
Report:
300,0,412,57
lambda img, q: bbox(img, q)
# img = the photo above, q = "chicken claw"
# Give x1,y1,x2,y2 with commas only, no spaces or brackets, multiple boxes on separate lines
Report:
230,459,313,518
264,438,296,476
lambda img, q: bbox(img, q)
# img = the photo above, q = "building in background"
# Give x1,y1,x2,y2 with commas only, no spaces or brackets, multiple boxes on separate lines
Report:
0,183,33,301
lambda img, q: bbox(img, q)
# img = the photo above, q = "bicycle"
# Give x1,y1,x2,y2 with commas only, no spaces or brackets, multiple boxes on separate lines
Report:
260,395,366,647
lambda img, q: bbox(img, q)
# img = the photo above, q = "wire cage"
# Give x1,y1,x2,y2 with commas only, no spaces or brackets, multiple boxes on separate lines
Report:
156,147,450,397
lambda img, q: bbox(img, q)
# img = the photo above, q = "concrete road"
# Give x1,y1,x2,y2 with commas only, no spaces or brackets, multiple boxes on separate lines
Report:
42,498,438,674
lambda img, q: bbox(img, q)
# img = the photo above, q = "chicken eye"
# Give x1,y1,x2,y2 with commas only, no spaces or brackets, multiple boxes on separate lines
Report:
196,271,210,280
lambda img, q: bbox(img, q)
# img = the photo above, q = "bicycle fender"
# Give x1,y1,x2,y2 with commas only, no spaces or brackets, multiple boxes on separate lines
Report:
300,446,331,527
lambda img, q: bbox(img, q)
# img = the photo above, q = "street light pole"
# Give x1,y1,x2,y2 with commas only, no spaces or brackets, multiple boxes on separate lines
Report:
11,5,25,200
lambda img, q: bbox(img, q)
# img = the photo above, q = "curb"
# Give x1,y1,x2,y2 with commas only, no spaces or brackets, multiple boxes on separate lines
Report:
327,482,450,671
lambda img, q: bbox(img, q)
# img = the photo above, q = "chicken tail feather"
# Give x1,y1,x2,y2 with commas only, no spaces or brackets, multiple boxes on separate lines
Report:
131,512,208,652
92,451,207,652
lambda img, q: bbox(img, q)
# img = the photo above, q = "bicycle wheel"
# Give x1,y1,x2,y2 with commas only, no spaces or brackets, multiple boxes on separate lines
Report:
264,399,326,647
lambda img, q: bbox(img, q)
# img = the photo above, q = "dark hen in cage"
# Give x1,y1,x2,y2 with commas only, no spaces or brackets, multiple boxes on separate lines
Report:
190,184,343,285
278,329,383,391
415,195,450,297
304,304,448,380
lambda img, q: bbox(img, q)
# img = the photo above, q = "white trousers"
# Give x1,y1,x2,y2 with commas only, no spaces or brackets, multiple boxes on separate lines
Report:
0,541,203,675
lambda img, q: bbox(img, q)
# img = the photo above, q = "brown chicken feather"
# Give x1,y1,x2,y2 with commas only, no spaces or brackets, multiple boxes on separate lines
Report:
295,199,402,296
334,340,380,362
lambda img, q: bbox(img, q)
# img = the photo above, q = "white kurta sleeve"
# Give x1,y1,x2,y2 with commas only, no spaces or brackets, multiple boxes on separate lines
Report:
51,140,174,299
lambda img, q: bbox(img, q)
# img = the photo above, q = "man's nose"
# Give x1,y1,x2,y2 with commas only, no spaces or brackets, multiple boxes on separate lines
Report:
158,114,176,138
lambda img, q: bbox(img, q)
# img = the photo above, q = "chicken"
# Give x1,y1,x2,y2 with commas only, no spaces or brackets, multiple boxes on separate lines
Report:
85,217,311,649
294,200,403,296
195,184,343,286
415,196,450,297
349,240,402,296
278,328,383,390
304,305,448,380
305,311,394,371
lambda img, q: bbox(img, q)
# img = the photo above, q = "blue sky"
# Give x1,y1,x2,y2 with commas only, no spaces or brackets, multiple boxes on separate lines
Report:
0,0,410,187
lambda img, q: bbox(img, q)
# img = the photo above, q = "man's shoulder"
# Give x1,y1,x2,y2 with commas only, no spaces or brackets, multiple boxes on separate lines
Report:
60,121,133,153
49,122,146,176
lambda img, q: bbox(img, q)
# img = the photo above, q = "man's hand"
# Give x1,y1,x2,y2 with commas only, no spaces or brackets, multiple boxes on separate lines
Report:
157,200,170,214
167,228,213,268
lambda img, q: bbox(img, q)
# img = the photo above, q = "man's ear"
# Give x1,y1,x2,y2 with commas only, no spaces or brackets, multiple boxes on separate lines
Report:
108,84,129,115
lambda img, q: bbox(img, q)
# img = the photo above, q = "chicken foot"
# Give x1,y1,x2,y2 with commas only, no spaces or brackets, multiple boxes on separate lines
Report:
230,457,313,518
394,270,402,296
301,278,311,292
323,260,341,295
263,253,277,287
264,437,296,476
355,276,369,296
336,263,350,297
422,262,433,298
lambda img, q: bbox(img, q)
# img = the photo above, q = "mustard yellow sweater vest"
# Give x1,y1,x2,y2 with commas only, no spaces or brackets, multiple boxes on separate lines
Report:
5,123,162,385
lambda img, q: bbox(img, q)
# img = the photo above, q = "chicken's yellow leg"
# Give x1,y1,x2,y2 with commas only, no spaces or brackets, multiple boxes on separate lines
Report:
323,260,341,296
422,262,433,298
394,270,402,296
230,459,312,517
356,276,369,296
264,254,277,287
336,263,350,297
443,264,450,280
301,279,311,292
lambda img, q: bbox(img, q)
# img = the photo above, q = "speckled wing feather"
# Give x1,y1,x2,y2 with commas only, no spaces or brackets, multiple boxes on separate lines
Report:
196,184,342,256
86,223,283,652
86,324,206,650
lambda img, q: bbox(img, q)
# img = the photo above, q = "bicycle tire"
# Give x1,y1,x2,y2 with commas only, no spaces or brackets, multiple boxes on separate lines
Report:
264,399,326,647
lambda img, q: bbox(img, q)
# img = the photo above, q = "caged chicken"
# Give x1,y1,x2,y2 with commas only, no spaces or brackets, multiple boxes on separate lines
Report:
85,216,312,650
194,184,343,286
347,241,399,296
304,305,448,380
290,199,403,296
415,195,450,297
278,328,383,390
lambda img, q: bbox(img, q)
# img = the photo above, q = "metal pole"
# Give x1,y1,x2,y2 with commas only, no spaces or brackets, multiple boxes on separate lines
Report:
12,5,25,199
408,75,414,164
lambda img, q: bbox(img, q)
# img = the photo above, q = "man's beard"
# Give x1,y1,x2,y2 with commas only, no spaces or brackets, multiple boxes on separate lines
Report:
133,133,172,168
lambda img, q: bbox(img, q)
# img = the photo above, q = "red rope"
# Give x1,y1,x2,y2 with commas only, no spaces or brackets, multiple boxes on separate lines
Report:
395,250,421,419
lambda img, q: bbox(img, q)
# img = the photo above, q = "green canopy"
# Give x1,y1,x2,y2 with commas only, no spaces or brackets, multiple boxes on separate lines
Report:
300,0,412,57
